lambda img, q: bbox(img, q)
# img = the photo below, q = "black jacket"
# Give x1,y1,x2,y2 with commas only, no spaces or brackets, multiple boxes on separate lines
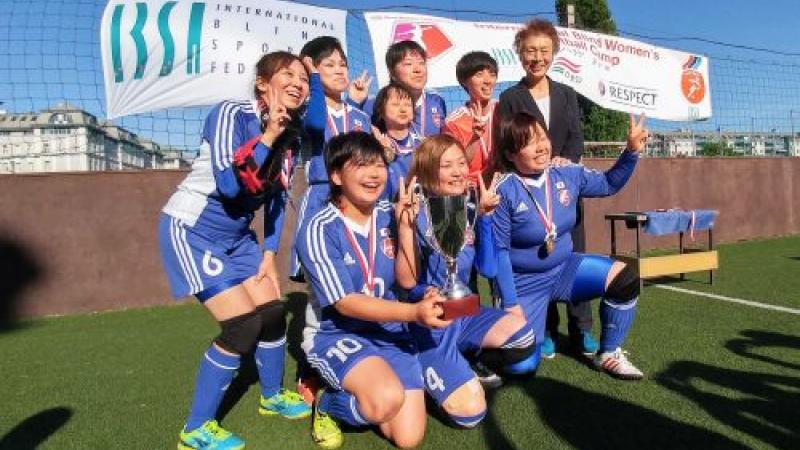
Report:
496,77,584,163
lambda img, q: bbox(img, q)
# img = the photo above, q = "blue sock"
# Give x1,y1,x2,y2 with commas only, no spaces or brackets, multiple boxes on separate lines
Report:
318,390,369,427
255,335,286,399
185,344,240,432
599,298,638,353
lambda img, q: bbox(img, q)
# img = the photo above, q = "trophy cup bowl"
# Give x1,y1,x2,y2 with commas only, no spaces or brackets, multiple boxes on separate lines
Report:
422,193,480,321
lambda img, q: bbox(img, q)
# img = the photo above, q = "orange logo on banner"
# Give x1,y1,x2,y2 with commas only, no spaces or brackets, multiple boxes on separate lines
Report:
681,70,706,104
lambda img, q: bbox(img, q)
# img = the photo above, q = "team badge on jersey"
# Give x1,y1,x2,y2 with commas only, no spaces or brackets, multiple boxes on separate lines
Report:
380,227,390,237
556,181,566,189
558,189,571,206
354,119,364,132
431,107,442,127
382,238,395,259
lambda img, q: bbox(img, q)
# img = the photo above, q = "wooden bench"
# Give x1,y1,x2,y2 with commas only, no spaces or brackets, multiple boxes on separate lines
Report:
605,212,718,284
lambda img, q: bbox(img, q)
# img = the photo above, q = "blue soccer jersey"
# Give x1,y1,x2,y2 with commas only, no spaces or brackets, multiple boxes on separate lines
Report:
305,103,372,184
382,129,424,201
297,201,409,340
492,151,639,305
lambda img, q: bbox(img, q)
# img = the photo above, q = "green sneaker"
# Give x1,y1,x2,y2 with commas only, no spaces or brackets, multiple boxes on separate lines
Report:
259,388,312,419
312,390,343,450
178,420,245,450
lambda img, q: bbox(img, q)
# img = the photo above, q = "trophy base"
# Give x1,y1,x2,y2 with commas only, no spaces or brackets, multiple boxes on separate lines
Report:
439,294,480,321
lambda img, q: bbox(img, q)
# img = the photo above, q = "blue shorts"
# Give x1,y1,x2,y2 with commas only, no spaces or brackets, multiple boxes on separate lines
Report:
290,183,330,277
303,330,424,391
158,214,260,300
517,253,613,343
411,306,507,405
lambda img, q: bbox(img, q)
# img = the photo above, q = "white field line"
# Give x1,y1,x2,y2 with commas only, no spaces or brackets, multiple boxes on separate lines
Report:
653,284,800,315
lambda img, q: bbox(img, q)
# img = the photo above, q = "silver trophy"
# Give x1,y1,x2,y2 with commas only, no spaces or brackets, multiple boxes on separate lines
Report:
419,191,480,320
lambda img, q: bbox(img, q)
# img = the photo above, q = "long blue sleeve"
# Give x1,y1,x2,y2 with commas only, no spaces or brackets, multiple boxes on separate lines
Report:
474,216,497,278
303,73,326,138
345,96,374,117
579,150,639,198
495,249,518,308
262,191,287,252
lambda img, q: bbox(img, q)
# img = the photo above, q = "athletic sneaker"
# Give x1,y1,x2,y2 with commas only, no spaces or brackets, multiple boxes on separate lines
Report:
312,390,344,450
298,374,322,406
541,335,557,359
577,330,599,356
472,360,503,389
178,420,244,450
259,389,312,419
594,348,644,380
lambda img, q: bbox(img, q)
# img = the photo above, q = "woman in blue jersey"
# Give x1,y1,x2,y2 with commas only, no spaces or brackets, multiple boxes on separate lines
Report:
492,111,649,379
291,36,373,282
371,83,424,200
297,132,450,449
158,52,324,450
394,134,536,428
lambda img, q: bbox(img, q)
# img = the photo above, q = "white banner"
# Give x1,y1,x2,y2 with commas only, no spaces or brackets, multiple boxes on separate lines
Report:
101,0,347,119
363,12,711,121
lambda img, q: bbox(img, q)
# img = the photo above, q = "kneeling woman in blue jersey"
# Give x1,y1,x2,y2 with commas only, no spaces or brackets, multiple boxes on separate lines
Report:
492,112,649,379
158,52,323,449
394,134,535,428
297,132,451,449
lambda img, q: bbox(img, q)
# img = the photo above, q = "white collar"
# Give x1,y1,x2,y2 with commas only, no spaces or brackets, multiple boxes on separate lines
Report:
519,169,548,189
327,103,348,117
331,204,372,236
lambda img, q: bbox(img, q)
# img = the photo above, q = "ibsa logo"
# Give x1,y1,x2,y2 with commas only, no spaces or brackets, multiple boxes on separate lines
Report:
681,55,706,104
391,22,453,60
551,56,583,83
108,1,206,83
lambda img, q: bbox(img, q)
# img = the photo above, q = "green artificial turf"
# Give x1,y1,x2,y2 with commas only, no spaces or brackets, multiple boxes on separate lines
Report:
0,236,797,449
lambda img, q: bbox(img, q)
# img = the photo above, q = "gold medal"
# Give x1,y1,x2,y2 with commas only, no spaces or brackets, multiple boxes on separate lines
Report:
545,234,556,254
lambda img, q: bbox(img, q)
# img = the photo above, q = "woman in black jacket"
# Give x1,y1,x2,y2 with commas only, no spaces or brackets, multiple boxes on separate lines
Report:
495,18,598,360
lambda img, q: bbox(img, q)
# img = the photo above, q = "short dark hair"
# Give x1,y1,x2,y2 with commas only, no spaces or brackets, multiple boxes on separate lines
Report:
326,131,388,202
371,83,414,133
493,112,548,172
385,40,427,76
299,35,347,66
455,51,498,90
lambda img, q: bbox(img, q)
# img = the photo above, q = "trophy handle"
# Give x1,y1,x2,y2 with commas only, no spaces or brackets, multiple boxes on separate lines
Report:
465,184,479,232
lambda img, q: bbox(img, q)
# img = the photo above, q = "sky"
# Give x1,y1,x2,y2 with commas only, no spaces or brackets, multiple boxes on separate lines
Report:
1,0,799,151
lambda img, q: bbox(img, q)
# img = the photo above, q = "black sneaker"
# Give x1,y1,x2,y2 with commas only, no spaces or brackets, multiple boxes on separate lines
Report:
472,361,503,389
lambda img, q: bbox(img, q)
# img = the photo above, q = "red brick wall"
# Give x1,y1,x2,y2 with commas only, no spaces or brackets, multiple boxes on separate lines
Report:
0,157,796,318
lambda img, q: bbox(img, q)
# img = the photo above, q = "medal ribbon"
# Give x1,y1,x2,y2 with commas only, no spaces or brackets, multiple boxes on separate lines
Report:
516,172,556,239
326,105,349,136
417,93,426,137
475,102,494,160
342,210,377,294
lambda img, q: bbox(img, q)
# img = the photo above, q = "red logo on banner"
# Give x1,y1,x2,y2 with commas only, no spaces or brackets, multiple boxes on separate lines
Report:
392,22,453,60
680,56,706,104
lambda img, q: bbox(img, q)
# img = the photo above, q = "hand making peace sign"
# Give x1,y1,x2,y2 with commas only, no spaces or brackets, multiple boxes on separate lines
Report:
477,172,502,216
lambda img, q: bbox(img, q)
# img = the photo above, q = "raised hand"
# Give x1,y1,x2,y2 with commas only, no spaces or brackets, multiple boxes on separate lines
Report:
470,101,488,135
348,70,373,105
371,125,396,162
301,55,318,75
626,113,649,153
416,287,452,329
477,172,502,216
395,175,419,226
260,86,292,147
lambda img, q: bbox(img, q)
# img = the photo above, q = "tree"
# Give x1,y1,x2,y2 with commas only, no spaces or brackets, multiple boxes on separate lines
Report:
556,0,628,142
700,141,726,157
